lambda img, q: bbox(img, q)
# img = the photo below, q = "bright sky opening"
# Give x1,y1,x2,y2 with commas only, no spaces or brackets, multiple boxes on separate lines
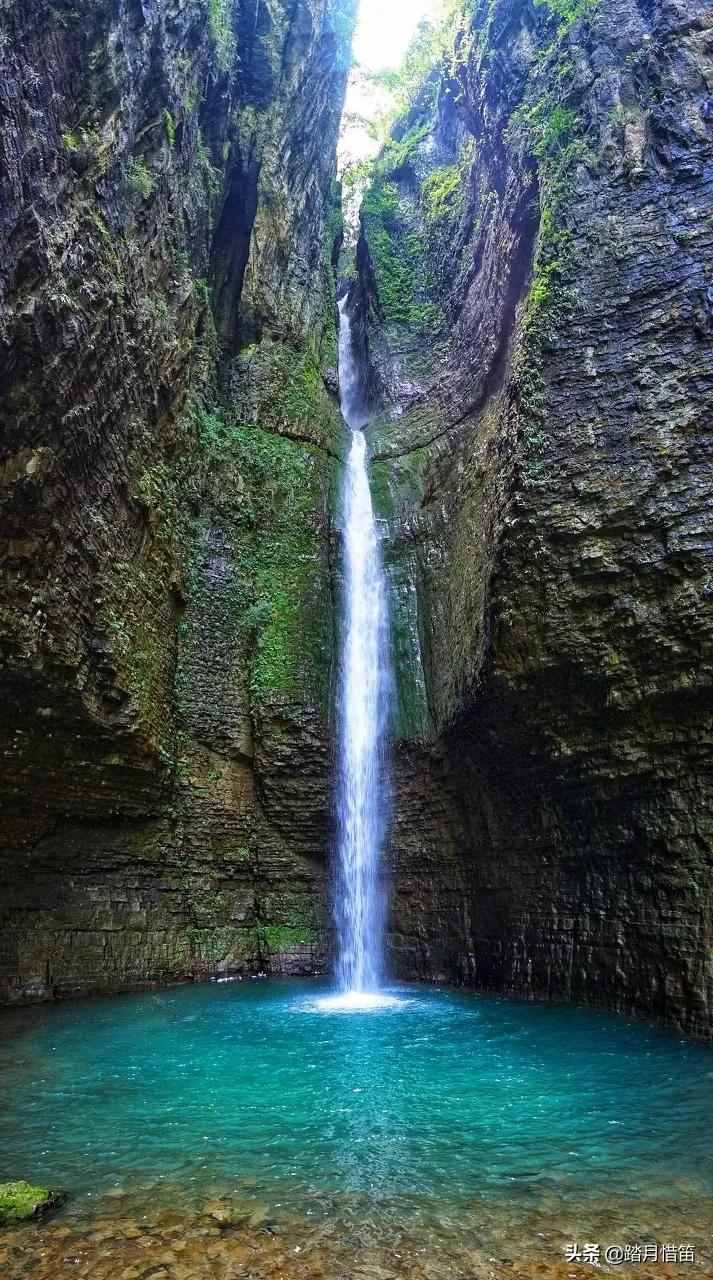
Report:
352,0,440,73
340,0,442,173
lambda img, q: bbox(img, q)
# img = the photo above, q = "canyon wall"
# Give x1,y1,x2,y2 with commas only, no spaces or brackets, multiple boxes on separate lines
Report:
354,0,713,1035
0,0,354,999
2,0,712,1037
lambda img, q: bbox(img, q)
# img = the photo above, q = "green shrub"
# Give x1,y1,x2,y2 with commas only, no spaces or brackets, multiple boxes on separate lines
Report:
207,0,235,74
534,0,597,28
162,109,176,147
127,157,156,200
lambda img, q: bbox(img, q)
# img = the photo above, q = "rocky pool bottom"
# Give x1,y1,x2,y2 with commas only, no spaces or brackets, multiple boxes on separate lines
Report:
1,980,712,1279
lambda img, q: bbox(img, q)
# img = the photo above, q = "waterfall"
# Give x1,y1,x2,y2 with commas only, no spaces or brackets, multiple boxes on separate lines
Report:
334,296,390,997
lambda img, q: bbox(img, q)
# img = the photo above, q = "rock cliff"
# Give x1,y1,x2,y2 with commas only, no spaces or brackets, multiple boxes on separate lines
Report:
0,0,353,998
1,0,712,1038
352,0,713,1035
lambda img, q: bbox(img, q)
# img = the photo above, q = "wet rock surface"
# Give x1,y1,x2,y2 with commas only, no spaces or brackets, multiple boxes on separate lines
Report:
0,0,712,1040
0,0,352,1000
353,0,713,1034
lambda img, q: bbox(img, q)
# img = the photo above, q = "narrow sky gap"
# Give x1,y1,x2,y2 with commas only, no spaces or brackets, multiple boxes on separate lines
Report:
341,0,441,167
353,0,439,72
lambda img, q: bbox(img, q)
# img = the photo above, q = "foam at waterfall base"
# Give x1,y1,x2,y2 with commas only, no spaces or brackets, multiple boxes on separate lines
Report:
312,989,405,1013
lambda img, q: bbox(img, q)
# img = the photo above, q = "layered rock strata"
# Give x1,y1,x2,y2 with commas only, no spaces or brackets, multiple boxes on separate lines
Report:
352,0,713,1035
0,0,353,998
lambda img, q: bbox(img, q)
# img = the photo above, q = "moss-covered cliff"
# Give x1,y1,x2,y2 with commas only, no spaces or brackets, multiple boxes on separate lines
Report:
0,0,354,998
2,0,711,1037
352,0,713,1035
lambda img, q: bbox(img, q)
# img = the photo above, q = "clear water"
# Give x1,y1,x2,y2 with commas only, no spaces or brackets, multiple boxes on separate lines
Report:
335,298,390,995
1,979,712,1249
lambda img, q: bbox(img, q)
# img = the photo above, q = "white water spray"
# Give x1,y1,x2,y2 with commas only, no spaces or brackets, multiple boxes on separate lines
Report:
333,296,390,1001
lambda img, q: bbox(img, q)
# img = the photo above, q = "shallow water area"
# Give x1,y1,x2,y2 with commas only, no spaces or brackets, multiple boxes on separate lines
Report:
1,979,712,1278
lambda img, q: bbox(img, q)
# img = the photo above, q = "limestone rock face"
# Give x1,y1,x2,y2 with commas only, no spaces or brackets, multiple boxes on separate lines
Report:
0,0,353,999
2,0,712,1037
354,0,713,1035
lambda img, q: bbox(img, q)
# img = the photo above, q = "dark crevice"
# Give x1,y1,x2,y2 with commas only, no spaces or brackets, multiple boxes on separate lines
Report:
211,149,262,352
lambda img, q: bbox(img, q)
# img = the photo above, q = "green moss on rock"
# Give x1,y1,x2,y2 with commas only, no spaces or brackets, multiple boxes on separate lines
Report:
534,0,597,33
259,925,319,950
0,1181,62,1226
422,164,464,224
362,180,441,334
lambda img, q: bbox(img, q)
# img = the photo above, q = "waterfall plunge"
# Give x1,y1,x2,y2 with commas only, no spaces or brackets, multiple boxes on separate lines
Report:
332,296,391,1005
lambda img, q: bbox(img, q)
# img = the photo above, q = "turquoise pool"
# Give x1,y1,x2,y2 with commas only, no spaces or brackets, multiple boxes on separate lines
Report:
1,980,712,1277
